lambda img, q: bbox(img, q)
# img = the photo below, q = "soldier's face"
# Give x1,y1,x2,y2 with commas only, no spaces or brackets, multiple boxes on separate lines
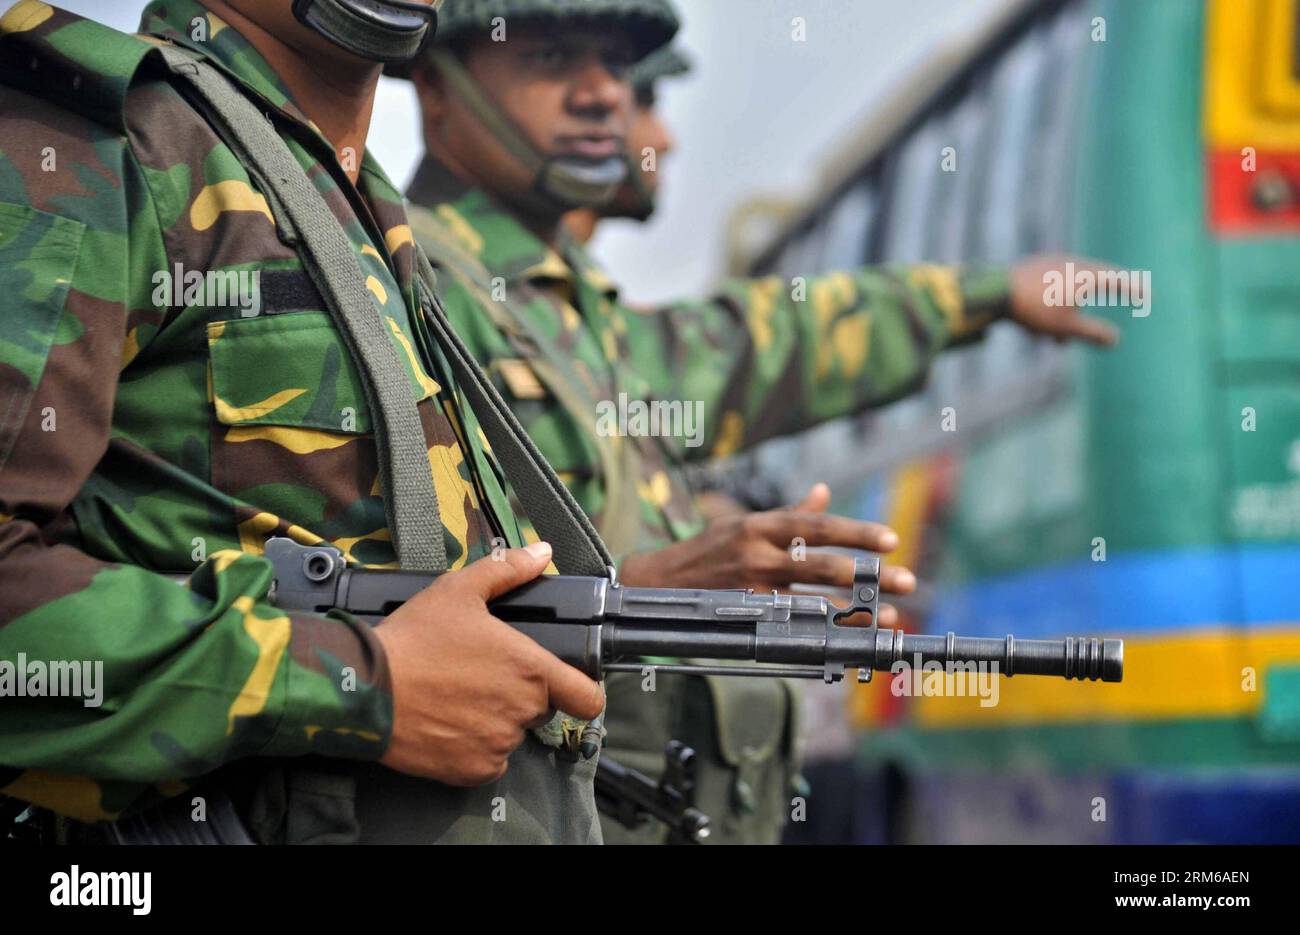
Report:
418,25,637,208
626,95,676,196
597,96,676,220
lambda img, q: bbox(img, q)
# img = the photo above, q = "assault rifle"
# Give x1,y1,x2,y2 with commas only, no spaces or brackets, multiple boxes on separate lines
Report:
267,537,1124,685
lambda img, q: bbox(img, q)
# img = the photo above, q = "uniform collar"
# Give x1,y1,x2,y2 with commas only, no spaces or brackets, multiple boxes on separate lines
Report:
139,1,392,186
139,1,412,278
139,0,313,126
406,155,620,302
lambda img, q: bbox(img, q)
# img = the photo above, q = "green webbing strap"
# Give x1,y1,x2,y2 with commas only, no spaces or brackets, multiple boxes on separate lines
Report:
413,248,614,577
156,46,446,572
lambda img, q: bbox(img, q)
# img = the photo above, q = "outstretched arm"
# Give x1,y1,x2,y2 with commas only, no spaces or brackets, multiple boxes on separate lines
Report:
620,255,1117,461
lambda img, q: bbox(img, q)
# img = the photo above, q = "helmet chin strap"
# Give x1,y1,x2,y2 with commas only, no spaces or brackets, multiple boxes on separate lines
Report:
430,48,627,210
292,0,439,64
539,156,628,209
617,154,658,221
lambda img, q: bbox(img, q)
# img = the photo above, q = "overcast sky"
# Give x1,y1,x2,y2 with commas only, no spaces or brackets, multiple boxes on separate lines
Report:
17,0,1004,301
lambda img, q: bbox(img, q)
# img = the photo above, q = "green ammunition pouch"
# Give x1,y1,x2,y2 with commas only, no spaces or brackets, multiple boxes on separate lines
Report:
601,670,800,845
244,762,363,845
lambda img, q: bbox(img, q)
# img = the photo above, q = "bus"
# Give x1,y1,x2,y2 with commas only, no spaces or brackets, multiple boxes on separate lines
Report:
719,0,1300,843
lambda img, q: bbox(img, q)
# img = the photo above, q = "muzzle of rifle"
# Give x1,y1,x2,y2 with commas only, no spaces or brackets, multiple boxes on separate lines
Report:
600,556,1123,684
602,624,1124,683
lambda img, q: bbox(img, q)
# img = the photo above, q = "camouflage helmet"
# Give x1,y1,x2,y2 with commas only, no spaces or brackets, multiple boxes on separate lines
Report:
628,44,691,94
434,0,680,59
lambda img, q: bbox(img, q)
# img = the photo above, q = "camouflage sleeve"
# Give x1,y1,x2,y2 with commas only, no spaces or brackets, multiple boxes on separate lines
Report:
0,114,391,821
620,264,1011,461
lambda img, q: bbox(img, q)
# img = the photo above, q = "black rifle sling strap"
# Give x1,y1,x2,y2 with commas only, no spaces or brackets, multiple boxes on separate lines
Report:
156,45,445,571
414,248,614,577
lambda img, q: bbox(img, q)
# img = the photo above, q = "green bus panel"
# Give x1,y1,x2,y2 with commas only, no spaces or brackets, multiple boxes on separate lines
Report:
1072,0,1225,555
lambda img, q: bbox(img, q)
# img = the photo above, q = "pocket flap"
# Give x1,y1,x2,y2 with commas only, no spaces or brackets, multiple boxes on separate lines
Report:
207,311,438,434
701,673,795,767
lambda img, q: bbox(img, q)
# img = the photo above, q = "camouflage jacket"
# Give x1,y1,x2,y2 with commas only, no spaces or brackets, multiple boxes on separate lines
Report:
0,2,595,843
407,156,1012,562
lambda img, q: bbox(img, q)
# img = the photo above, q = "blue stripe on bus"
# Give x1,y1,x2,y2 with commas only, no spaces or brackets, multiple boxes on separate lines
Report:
894,769,1300,844
924,544,1300,638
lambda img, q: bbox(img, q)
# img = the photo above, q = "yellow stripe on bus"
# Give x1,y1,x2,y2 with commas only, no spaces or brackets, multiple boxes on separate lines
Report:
1261,0,1300,115
1205,0,1300,148
884,461,931,573
847,460,932,726
849,628,1300,728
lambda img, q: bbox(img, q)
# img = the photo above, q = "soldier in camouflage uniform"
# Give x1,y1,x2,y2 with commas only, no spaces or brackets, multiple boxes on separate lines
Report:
551,35,820,843
557,39,824,842
0,0,606,844
403,0,1120,844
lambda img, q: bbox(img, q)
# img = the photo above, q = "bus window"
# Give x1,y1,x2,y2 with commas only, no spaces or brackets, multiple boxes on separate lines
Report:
878,119,946,262
931,85,991,262
775,218,828,281
818,179,878,271
1026,2,1094,252
972,21,1051,262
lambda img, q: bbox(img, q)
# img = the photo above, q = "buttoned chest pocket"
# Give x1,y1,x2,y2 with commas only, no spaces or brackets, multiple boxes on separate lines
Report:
206,311,438,559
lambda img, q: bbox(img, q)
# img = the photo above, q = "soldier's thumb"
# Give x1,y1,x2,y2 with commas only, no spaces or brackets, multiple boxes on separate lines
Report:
457,541,553,602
